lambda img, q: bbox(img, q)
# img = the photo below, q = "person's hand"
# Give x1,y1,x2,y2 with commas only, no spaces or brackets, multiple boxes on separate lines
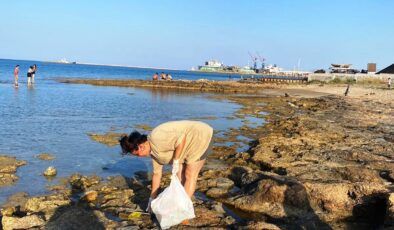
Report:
146,197,153,213
172,159,179,175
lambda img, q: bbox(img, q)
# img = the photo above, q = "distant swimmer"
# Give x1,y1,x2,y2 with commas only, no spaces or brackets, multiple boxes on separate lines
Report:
166,73,172,80
152,72,158,80
14,65,19,87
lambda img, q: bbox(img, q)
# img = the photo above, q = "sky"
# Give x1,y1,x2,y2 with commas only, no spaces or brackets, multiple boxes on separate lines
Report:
1,0,393,71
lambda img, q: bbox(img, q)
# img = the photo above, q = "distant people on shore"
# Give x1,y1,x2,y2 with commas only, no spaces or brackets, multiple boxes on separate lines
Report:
14,65,19,87
152,72,159,80
160,72,166,80
388,78,392,89
27,65,34,86
153,72,173,80
32,64,37,84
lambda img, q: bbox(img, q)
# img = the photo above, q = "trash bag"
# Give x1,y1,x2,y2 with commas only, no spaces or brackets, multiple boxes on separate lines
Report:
151,174,195,229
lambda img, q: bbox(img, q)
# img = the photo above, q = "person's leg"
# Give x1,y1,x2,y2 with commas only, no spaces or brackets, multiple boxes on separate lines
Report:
183,159,206,198
28,77,31,86
32,74,35,83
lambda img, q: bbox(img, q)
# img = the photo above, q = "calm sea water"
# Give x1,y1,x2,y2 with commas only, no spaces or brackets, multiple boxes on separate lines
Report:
0,59,258,203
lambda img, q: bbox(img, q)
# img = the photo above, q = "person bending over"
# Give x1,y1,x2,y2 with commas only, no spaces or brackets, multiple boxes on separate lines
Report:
120,120,213,210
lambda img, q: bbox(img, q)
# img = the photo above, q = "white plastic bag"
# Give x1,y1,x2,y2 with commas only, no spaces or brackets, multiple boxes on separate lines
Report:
151,174,195,229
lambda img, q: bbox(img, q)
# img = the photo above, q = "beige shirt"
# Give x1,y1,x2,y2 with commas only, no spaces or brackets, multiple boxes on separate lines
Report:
148,120,213,174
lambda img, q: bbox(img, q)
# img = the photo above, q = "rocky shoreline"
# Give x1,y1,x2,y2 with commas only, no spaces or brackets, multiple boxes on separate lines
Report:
1,80,393,229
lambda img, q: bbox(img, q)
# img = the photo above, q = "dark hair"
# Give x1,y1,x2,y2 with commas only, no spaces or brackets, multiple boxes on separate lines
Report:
119,131,147,154
16,65,19,67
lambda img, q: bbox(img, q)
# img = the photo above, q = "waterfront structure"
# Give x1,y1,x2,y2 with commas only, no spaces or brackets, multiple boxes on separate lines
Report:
330,64,359,74
198,60,224,71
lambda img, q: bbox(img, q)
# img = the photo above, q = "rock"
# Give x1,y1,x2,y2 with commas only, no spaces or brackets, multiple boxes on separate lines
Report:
70,174,101,191
45,206,117,230
81,190,98,202
101,189,135,212
43,166,57,177
88,132,126,146
36,153,56,160
2,215,45,230
24,194,71,214
239,221,281,230
0,155,26,187
1,206,16,216
212,202,226,214
386,193,394,226
1,192,29,211
206,188,230,198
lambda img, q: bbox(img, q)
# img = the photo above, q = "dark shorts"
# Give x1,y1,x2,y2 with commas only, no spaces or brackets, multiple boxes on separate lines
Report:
198,138,214,161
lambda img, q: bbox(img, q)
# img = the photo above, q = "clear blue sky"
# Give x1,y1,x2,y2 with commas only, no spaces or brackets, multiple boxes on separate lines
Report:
1,0,393,71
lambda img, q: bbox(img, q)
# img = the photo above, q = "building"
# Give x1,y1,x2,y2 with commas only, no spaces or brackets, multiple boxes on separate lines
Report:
330,64,359,74
367,63,377,73
377,64,394,74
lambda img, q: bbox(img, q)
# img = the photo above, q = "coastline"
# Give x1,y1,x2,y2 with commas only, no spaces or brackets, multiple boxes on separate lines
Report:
1,79,394,229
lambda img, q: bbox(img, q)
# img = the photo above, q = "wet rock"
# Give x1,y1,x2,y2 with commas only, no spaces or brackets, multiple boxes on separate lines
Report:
198,177,234,193
238,221,281,230
1,192,29,211
0,155,26,187
70,174,101,191
134,124,153,131
1,206,16,216
81,190,98,202
36,153,56,160
2,215,45,230
211,202,226,214
88,132,126,146
43,166,57,177
206,187,229,198
24,194,71,215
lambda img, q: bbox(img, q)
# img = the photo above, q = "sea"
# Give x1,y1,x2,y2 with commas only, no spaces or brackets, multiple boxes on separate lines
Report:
0,59,260,203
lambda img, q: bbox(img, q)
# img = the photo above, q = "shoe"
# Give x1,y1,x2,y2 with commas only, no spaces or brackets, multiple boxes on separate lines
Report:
181,219,189,225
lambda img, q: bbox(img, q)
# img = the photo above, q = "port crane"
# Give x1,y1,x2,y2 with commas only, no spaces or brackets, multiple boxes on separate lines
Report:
248,51,258,70
256,52,266,69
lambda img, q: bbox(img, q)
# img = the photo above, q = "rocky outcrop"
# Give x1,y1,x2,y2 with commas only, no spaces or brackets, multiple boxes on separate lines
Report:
0,155,26,187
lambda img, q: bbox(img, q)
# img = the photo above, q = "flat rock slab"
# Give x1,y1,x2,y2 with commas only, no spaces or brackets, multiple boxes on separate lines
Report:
0,155,26,187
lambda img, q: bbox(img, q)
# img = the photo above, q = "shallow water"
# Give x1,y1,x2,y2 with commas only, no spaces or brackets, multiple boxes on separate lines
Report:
0,59,261,203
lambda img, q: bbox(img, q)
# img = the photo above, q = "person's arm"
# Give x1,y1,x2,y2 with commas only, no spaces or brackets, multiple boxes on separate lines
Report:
173,135,186,161
150,161,163,198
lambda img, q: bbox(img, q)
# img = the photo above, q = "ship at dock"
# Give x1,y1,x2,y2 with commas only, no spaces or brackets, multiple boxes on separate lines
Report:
48,58,77,64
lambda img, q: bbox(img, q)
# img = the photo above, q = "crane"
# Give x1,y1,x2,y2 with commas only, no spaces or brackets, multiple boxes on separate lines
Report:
256,52,266,69
248,51,258,70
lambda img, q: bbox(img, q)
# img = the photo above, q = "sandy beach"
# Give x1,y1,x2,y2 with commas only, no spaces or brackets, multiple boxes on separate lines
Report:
1,79,393,229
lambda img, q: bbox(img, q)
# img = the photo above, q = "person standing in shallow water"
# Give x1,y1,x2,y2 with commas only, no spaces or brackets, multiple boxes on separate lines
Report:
27,65,34,86
32,64,37,84
119,120,214,211
13,65,19,87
